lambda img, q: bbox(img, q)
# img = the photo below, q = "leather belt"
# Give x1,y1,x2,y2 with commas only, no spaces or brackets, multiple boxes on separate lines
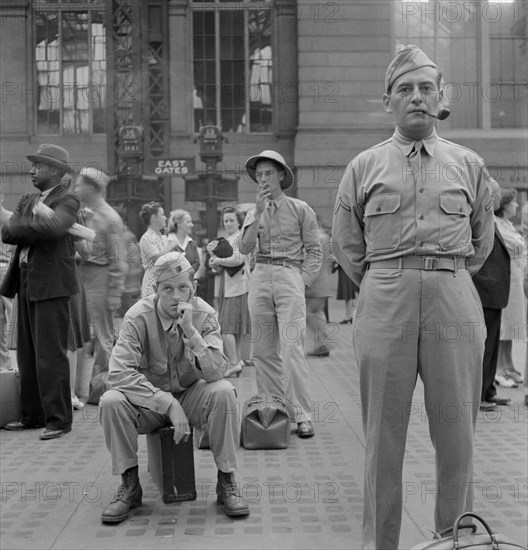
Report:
256,258,302,270
368,256,467,272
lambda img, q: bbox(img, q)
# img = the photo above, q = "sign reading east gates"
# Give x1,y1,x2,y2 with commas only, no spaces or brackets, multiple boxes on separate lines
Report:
152,158,195,176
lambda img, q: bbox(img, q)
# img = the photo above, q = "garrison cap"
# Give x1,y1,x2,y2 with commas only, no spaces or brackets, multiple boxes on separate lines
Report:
385,45,438,93
153,252,193,284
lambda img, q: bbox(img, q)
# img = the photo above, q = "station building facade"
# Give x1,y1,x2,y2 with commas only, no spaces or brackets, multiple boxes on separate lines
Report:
1,0,526,236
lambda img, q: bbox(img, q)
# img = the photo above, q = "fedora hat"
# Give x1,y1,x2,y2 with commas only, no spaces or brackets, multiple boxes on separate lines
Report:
27,144,70,173
245,150,294,190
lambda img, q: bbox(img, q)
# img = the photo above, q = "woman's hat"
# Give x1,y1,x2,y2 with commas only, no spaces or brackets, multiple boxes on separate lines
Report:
245,150,294,190
27,144,70,173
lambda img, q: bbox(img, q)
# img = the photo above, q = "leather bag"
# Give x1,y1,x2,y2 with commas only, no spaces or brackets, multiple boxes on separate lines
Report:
241,394,291,450
410,513,527,549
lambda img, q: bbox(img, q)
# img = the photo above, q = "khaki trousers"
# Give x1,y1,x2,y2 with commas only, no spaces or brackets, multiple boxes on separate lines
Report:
248,264,311,423
99,380,239,475
354,268,484,550
81,264,116,376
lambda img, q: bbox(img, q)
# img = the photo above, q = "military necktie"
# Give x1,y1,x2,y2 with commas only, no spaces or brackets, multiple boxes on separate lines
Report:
408,140,423,183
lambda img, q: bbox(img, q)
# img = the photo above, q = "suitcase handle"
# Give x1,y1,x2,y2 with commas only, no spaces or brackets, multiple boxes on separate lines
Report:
436,523,478,539
453,513,499,550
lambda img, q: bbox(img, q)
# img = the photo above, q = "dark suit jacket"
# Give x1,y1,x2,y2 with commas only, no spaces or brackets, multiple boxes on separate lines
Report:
0,184,80,301
472,226,510,309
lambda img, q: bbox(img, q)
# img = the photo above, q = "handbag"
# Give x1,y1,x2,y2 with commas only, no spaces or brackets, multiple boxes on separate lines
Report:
409,512,527,549
210,237,243,277
241,394,291,450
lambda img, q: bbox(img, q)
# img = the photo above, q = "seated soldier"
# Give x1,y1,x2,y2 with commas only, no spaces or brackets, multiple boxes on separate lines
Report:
99,251,249,523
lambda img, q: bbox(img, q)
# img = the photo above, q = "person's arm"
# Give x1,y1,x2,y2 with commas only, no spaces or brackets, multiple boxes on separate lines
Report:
107,317,174,414
300,205,323,287
240,182,270,255
331,159,366,288
210,238,247,268
178,301,227,381
140,234,176,266
2,193,79,244
468,166,494,276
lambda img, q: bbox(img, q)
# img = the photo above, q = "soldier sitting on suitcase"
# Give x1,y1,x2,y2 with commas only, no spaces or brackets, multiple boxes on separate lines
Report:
99,251,249,524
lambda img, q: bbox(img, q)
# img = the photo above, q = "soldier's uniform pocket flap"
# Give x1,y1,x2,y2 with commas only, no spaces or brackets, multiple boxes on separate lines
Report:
440,194,470,216
364,194,401,217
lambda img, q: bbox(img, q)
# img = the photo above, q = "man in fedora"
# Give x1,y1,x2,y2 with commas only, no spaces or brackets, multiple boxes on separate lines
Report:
0,144,80,440
239,150,322,438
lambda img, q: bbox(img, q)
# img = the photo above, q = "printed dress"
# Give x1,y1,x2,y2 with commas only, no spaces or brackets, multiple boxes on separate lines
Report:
140,228,168,298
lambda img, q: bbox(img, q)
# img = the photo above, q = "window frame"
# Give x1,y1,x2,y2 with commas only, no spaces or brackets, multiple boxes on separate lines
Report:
32,0,106,136
190,0,274,135
391,0,527,131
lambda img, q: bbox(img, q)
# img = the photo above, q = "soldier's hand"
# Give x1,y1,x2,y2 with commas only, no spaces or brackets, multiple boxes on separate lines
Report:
167,400,190,444
175,301,194,332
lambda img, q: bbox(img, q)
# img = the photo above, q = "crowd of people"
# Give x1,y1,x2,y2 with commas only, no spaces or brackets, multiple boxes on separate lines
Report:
0,44,527,549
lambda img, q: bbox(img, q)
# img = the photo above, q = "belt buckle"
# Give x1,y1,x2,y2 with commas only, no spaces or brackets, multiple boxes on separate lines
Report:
423,257,436,271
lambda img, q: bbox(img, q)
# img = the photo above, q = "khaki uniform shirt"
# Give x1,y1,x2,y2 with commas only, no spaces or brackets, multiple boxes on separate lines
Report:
108,294,227,414
83,201,127,299
332,129,494,287
241,193,322,287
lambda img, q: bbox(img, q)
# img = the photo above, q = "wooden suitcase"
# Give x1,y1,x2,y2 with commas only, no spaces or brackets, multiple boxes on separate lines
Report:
0,367,21,427
146,426,197,503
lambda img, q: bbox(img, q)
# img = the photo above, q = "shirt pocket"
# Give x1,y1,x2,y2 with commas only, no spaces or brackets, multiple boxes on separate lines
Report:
438,194,471,251
364,193,402,251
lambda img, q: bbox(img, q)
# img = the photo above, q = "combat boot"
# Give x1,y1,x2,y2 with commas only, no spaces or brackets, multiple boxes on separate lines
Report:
216,470,250,517
101,465,143,524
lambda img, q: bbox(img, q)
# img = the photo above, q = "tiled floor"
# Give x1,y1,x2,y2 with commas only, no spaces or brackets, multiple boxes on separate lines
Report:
1,299,526,549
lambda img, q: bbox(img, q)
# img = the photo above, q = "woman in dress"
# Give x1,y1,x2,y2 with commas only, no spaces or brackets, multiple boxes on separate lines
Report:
208,206,250,378
495,188,527,387
336,265,358,324
138,201,177,298
166,209,200,273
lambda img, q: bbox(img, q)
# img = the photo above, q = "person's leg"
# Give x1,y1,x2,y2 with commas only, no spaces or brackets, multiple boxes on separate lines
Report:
178,380,239,473
419,270,483,534
0,294,13,369
34,296,72,431
223,334,242,377
248,266,284,399
481,308,501,401
345,298,354,319
178,379,248,516
82,265,115,376
354,269,419,550
306,296,329,355
274,267,311,423
68,349,85,410
15,270,45,426
99,389,167,523
99,389,167,475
